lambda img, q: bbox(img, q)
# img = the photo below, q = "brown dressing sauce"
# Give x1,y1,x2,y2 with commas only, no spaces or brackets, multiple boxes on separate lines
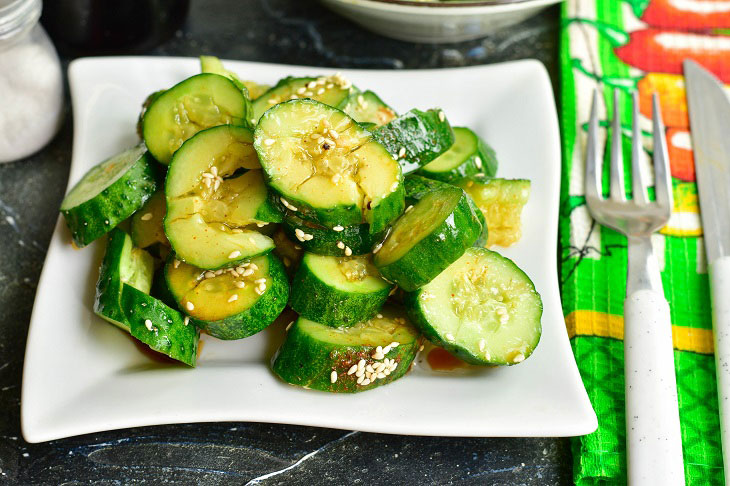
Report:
426,347,469,371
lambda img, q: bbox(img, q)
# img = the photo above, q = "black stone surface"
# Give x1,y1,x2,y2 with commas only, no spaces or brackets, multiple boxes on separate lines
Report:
0,0,570,484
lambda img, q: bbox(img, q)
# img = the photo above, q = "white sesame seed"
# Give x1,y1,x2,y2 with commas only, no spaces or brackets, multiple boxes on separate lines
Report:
289,94,298,100
438,111,445,122
372,243,383,254
391,362,398,370
376,313,383,319
280,198,298,211
344,246,352,256
231,228,243,234
375,362,386,372
213,179,221,192
205,271,216,279
474,156,482,169
297,87,306,94
255,286,265,296
333,225,344,231
317,88,325,95
254,278,267,284
264,138,275,146
144,319,153,331
328,129,339,139
445,333,455,342
398,147,406,158
215,269,224,275
479,339,486,352
357,375,365,384
268,98,277,104
286,320,295,331
310,132,320,140
330,370,338,383
390,341,399,348
361,378,371,386
229,250,241,259
104,219,109,225
358,359,366,369
377,372,386,379
140,212,153,221
382,345,391,355
307,81,317,89
390,182,399,192
242,268,255,277
336,241,345,249
184,316,190,326
348,365,358,375
419,344,425,352
234,281,246,289
513,353,525,363
202,173,214,179
372,352,385,360
228,294,238,303
257,222,267,228
186,301,194,311
327,83,334,89
366,364,374,373
173,259,181,269
355,369,364,378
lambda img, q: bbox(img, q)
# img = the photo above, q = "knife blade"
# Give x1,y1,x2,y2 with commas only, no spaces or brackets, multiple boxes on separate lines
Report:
684,59,730,482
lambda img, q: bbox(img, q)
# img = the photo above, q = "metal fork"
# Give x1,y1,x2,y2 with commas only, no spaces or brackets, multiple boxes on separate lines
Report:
585,88,684,486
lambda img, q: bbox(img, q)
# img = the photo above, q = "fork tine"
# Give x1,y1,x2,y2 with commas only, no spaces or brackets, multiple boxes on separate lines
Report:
610,89,626,201
631,91,648,204
585,88,602,207
651,93,673,214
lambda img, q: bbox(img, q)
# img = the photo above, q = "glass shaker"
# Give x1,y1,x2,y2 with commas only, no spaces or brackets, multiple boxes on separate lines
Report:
0,0,63,163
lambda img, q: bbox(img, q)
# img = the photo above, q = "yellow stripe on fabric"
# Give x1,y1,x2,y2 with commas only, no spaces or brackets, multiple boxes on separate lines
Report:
565,310,714,354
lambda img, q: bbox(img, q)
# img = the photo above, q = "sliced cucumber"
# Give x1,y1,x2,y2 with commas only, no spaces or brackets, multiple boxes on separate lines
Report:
289,253,392,327
340,90,397,126
165,125,280,269
373,108,454,175
199,55,255,124
165,253,289,340
60,145,157,248
136,90,166,139
94,229,155,330
122,284,200,367
374,186,482,292
272,307,421,392
404,174,487,247
254,99,404,233
252,74,355,121
281,212,382,257
457,178,530,247
405,248,541,365
142,73,249,165
418,127,498,182
131,190,168,249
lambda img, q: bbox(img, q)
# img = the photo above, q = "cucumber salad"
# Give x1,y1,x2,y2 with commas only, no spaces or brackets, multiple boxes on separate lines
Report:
60,57,541,393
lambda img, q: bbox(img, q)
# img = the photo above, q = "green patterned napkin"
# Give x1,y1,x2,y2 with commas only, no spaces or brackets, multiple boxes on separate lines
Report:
560,0,727,483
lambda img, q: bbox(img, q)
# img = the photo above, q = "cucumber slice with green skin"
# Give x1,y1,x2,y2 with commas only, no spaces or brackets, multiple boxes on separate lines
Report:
122,284,199,367
272,308,421,393
142,73,250,165
131,190,168,249
165,125,280,269
254,99,404,234
417,127,498,182
252,74,355,121
150,266,179,310
289,253,393,327
456,178,530,247
374,186,482,292
403,174,487,247
94,229,155,330
373,108,454,175
199,56,255,125
281,212,383,257
340,90,397,126
136,90,166,139
60,145,157,248
405,247,541,365
165,253,289,340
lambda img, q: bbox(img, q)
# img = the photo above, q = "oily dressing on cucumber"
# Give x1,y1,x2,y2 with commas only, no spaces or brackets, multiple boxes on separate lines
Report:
254,99,404,234
60,145,157,247
281,211,383,257
272,308,421,393
340,90,397,126
165,125,280,269
405,248,542,365
289,253,392,327
252,74,355,121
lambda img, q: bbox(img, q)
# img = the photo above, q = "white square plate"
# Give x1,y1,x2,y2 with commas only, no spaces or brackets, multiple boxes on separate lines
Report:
21,57,596,443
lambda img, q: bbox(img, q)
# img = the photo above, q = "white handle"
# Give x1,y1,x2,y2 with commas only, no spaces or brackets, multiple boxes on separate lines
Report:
624,289,685,486
711,255,730,483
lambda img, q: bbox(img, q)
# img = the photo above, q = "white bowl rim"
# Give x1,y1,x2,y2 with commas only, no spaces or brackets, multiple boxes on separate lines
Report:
322,0,563,15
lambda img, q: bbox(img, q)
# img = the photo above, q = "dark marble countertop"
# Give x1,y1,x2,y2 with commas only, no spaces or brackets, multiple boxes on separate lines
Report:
0,1,570,484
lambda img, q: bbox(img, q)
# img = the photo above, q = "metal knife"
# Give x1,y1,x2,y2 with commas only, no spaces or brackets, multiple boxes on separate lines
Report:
684,59,730,480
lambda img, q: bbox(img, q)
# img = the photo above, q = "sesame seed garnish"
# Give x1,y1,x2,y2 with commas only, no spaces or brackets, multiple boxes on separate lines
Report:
336,241,345,249
184,316,190,326
390,182,399,192
249,263,258,270
317,88,325,95
361,378,371,386
234,281,246,289
268,98,277,104
264,138,275,146
398,147,406,158
479,339,486,352
357,375,365,384
186,301,194,311
307,81,317,89
104,220,109,225
344,246,352,256
474,156,482,169
257,222,267,228
205,271,216,279
228,294,238,303
144,319,153,331
229,250,241,259
330,370,338,383
389,341,399,348
286,320,295,331
297,87,306,94
372,242,383,254
327,83,334,89
173,259,181,269
232,228,243,233
405,205,414,213
255,286,265,296
445,333,455,342
289,94,298,100
254,278,267,284
438,111,445,122
242,268,254,277
280,197,297,211
382,345,391,355
419,344,425,352
140,213,153,221
333,225,344,231
376,314,383,319
358,359,366,369
347,365,358,375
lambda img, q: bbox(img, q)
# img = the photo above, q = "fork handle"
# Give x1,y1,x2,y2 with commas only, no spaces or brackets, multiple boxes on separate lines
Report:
624,289,685,486
710,256,730,483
